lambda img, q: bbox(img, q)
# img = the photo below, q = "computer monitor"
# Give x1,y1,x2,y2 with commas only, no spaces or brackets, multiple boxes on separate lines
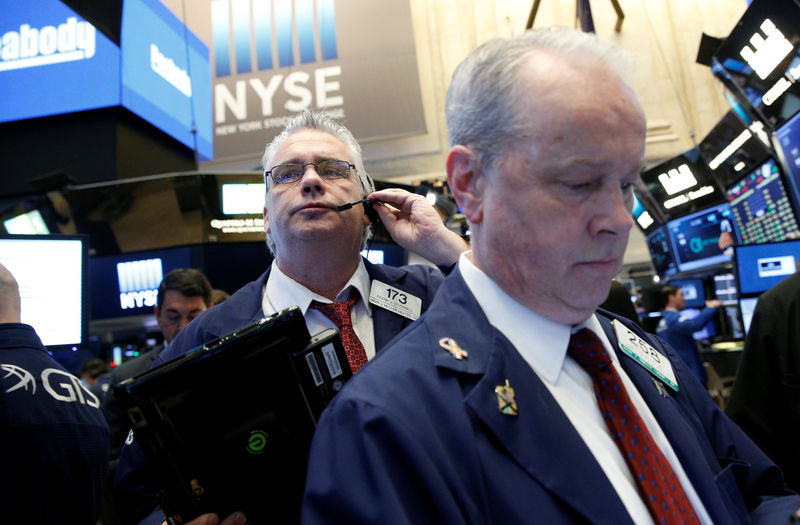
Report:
775,109,800,205
739,296,759,335
89,246,192,320
641,147,726,220
669,279,706,309
734,239,800,295
632,193,662,235
3,209,50,234
712,0,800,130
713,272,739,305
0,234,88,348
645,225,678,280
666,202,734,273
725,157,799,244
699,109,772,189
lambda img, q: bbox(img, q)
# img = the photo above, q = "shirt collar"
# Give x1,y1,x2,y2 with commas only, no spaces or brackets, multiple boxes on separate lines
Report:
265,259,373,315
459,254,617,384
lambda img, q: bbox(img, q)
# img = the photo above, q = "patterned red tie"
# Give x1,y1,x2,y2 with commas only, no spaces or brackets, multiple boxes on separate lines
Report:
568,328,699,525
309,289,368,373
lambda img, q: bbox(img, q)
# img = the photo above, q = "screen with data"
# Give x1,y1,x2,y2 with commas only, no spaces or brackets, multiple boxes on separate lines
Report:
646,226,678,280
0,234,88,347
725,157,799,244
735,239,800,294
667,202,734,273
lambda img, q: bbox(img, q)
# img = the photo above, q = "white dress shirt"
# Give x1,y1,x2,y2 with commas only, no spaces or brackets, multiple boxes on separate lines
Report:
261,259,376,358
459,254,712,525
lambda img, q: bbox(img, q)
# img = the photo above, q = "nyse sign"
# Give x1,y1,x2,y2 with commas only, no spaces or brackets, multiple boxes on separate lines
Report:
207,0,426,161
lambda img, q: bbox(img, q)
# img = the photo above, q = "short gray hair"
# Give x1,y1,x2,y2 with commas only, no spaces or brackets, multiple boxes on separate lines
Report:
445,27,634,172
260,109,375,256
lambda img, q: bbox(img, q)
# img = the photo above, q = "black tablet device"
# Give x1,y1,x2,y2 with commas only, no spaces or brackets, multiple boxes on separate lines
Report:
115,306,352,524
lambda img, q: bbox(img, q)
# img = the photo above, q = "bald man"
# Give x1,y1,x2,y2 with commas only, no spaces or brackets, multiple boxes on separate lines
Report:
0,262,111,524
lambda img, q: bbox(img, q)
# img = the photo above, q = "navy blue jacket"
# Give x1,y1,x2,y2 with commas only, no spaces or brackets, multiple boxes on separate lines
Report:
0,323,111,524
304,269,800,524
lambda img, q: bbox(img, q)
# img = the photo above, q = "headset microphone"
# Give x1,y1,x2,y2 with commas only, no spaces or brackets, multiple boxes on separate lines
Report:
336,197,377,212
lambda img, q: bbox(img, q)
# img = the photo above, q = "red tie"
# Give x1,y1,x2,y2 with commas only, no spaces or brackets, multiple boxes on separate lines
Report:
568,328,699,524
309,289,368,373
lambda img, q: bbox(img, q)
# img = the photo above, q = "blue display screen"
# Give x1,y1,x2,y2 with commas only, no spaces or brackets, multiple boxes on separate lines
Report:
0,0,120,122
669,279,706,309
667,202,734,273
735,239,800,295
121,0,213,160
89,246,192,320
646,225,678,280
776,109,800,205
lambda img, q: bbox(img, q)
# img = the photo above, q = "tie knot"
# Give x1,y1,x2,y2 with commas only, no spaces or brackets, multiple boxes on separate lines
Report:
567,328,612,375
309,288,360,329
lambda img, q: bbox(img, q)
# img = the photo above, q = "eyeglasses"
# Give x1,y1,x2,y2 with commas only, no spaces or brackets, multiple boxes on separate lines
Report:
265,159,356,184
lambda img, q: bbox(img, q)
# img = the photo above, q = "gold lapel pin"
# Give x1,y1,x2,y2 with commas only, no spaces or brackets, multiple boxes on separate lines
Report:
495,379,518,416
439,337,469,360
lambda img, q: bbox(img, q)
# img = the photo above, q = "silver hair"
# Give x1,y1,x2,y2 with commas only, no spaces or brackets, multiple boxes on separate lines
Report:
445,26,635,172
260,109,376,256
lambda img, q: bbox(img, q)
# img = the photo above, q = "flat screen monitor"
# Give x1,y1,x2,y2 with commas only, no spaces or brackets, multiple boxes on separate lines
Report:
361,242,405,268
0,234,88,348
739,296,759,334
645,225,678,280
666,202,734,273
89,246,192,320
734,239,800,294
0,0,120,123
3,209,49,234
669,279,706,309
699,109,772,189
120,0,213,160
775,108,800,204
712,0,800,130
632,193,661,235
725,157,800,244
641,147,726,220
221,183,265,215
713,272,739,305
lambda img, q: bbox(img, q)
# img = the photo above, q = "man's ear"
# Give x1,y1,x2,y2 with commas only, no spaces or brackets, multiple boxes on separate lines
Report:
153,304,161,321
263,206,270,236
446,145,485,224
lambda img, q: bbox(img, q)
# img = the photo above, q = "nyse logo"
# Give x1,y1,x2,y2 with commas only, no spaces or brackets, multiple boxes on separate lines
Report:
0,17,96,72
212,0,338,77
212,0,344,126
117,258,163,310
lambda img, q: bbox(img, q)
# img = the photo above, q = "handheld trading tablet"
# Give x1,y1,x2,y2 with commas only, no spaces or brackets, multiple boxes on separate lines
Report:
115,306,352,524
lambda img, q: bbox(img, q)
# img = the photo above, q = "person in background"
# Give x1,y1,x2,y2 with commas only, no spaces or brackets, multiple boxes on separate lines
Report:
302,27,800,524
116,109,470,525
81,356,111,398
211,288,231,305
726,269,800,493
657,285,722,386
98,268,213,525
0,262,111,523
102,267,213,458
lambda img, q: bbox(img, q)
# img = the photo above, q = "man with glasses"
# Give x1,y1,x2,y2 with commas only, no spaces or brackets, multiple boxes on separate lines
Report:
115,109,469,525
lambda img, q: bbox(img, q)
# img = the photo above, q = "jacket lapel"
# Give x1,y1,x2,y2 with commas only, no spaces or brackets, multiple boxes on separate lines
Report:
434,275,634,524
365,263,412,350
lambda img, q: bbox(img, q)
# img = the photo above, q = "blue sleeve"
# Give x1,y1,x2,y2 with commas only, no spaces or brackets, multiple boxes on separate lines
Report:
667,308,717,335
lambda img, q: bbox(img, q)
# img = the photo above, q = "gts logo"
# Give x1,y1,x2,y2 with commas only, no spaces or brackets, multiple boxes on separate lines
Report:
0,17,96,72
